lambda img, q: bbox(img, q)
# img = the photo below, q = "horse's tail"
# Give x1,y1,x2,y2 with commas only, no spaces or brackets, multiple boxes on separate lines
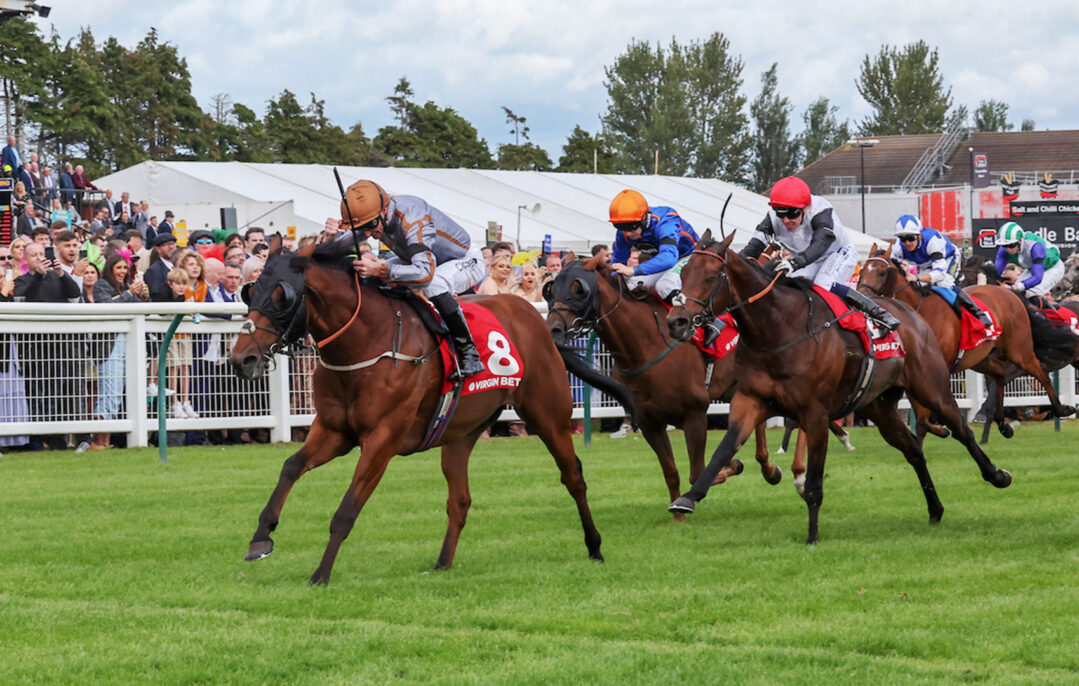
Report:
1020,295,1079,371
555,343,637,423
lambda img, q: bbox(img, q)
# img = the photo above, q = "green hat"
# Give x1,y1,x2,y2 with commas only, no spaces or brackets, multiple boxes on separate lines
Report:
996,222,1024,246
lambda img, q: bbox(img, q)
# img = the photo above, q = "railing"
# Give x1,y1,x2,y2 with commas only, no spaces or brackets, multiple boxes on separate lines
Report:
901,123,970,192
0,302,1074,447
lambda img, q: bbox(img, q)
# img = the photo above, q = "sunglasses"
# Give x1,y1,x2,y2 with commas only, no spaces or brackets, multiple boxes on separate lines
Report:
195,239,214,245
0,256,12,261
773,207,803,219
613,221,642,233
899,235,919,243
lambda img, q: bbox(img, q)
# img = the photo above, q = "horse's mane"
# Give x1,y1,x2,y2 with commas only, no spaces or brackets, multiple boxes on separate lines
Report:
306,238,358,272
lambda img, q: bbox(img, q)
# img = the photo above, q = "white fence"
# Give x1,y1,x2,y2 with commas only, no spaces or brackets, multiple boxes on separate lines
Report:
0,302,1075,447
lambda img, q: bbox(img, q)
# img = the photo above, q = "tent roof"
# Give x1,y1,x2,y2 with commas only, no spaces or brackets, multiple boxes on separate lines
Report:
96,161,879,253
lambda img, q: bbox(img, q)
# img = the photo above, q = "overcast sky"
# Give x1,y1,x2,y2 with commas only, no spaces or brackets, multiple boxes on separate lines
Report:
39,1,1079,160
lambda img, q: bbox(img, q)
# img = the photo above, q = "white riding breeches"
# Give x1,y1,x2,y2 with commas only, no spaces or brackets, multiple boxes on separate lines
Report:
1017,260,1065,297
420,245,486,297
626,256,689,301
790,244,859,290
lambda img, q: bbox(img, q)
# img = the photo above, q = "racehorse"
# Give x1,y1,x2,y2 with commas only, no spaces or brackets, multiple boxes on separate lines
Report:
665,231,1013,545
860,245,1076,441
957,254,1079,441
545,255,852,509
229,236,631,584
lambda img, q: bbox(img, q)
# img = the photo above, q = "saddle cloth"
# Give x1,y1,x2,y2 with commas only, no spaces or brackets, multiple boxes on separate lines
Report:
957,295,1001,351
437,302,524,396
657,301,739,360
812,286,905,360
1043,307,1079,336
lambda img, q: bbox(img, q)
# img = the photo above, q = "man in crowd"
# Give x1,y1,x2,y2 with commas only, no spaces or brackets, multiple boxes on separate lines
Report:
133,201,151,240
591,244,611,264
54,230,90,290
14,242,81,451
59,162,75,208
244,227,266,258
40,165,58,201
145,233,179,302
1,135,22,176
71,164,97,213
158,210,176,237
543,252,563,282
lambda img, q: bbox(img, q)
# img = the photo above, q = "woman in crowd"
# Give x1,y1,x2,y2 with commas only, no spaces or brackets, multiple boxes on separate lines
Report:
512,260,544,303
79,262,100,303
9,236,29,276
177,249,208,302
86,254,149,449
0,246,30,451
241,256,264,284
477,254,516,295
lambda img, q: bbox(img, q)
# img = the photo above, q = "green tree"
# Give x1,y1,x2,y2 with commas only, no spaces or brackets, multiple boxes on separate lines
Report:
799,97,851,165
557,125,616,173
1021,118,1036,131
374,85,492,168
856,40,952,135
387,76,413,129
503,106,529,145
974,100,1013,132
749,63,799,193
601,33,749,181
0,16,49,140
497,143,551,171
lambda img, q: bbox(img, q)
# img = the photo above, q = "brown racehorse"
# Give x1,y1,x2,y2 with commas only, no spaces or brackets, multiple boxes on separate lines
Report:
545,255,852,509
229,237,624,584
665,231,1013,544
858,244,1075,441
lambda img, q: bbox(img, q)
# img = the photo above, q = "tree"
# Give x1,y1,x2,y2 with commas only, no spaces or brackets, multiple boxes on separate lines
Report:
799,97,851,165
1021,118,1036,131
497,143,551,171
0,16,49,140
263,90,369,165
374,85,492,168
601,33,750,181
557,125,617,173
749,63,798,193
386,76,413,130
502,106,529,145
856,41,952,135
210,93,233,125
974,100,1013,132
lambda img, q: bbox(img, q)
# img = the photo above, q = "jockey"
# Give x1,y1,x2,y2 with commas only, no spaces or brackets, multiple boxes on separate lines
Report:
607,189,725,341
741,176,899,333
340,179,486,379
995,221,1064,303
893,215,993,327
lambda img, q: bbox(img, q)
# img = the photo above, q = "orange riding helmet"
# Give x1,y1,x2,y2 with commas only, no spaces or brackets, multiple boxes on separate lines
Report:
609,189,649,224
341,179,390,229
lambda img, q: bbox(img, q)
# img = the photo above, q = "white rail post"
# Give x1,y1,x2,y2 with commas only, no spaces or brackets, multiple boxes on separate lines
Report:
267,353,291,443
127,315,150,447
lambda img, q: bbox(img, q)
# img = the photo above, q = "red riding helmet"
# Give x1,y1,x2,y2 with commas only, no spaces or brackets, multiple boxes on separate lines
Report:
769,176,811,209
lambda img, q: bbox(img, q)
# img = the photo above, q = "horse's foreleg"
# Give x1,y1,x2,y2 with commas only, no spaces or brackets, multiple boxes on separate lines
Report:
681,411,708,486
309,431,398,586
1003,338,1076,418
246,419,353,562
792,429,807,499
828,420,855,451
777,418,796,454
434,437,478,570
859,395,946,524
753,423,782,485
638,419,687,518
669,393,768,514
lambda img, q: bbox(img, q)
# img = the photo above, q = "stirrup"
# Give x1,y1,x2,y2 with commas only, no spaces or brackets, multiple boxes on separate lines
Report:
700,318,725,347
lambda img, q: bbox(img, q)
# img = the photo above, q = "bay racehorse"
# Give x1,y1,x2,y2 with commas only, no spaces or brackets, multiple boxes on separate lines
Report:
859,244,1075,441
229,236,632,584
545,255,852,509
665,231,1013,544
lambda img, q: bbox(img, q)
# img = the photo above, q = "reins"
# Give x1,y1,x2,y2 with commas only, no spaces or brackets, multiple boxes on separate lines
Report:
316,271,363,349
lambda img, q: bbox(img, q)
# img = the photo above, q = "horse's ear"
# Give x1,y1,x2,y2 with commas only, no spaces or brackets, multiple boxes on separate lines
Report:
717,230,735,252
564,251,578,264
869,242,879,256
582,253,603,271
700,228,713,244
268,233,284,256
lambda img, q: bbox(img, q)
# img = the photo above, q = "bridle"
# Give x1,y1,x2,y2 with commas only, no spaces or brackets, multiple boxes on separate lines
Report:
858,256,919,300
548,270,624,338
678,247,781,327
237,281,309,371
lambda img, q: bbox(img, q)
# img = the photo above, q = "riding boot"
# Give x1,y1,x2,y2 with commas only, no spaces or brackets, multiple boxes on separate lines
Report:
700,317,726,347
954,288,994,328
431,293,485,380
831,283,900,334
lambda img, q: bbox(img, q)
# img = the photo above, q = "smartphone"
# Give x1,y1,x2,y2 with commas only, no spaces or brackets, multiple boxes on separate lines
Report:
78,248,88,260
44,246,55,262
4,268,12,281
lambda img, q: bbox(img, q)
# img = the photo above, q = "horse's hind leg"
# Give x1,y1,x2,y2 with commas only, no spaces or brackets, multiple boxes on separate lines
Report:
516,400,603,562
777,418,796,454
246,419,354,562
435,436,479,570
637,418,689,520
792,429,807,498
1001,332,1075,417
858,395,945,524
752,423,782,486
828,420,855,451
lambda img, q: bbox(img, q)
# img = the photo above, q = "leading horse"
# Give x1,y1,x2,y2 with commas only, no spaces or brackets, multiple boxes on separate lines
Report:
859,245,1076,441
230,237,630,584
665,231,1012,544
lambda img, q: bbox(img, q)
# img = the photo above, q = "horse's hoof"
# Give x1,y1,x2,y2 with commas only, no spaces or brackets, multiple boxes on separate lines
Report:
776,447,786,455
794,474,806,499
842,439,855,452
928,424,950,438
730,459,745,476
998,423,1014,439
668,497,696,514
765,465,783,486
590,552,605,563
309,571,329,586
244,539,274,562
994,469,1013,489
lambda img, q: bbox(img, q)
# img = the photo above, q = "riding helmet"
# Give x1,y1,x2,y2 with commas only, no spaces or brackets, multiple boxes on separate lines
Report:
341,179,389,228
768,176,811,208
609,190,649,224
997,222,1024,246
894,215,923,237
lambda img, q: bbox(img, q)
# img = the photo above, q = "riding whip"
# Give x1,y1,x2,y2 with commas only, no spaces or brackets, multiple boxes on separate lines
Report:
718,192,732,240
333,167,363,258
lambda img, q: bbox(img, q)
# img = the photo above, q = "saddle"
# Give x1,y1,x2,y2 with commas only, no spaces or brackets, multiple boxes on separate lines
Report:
376,283,449,337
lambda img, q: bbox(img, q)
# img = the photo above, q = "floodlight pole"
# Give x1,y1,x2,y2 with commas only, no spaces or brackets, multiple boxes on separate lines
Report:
848,139,879,233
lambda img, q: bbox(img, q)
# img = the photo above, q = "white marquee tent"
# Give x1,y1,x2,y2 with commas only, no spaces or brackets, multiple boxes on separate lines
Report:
96,161,879,254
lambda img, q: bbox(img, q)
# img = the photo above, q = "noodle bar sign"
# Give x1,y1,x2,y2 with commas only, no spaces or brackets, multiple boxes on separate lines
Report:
971,201,1079,262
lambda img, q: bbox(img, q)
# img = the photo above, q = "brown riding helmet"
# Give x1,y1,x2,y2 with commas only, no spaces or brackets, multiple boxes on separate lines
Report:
340,180,389,229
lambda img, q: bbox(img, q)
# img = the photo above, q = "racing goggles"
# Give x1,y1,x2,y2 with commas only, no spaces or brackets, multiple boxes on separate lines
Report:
613,220,644,233
773,207,803,219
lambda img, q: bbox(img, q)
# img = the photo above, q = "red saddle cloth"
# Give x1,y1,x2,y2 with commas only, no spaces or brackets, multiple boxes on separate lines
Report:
812,286,905,360
658,299,739,360
438,302,524,395
958,296,1001,351
1043,307,1079,336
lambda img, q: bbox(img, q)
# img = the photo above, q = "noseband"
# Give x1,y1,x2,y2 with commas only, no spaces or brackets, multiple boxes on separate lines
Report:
678,248,782,327
237,283,308,370
549,272,623,337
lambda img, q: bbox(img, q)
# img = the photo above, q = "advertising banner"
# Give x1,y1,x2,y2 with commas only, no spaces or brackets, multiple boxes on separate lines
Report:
972,152,990,189
971,217,1079,263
